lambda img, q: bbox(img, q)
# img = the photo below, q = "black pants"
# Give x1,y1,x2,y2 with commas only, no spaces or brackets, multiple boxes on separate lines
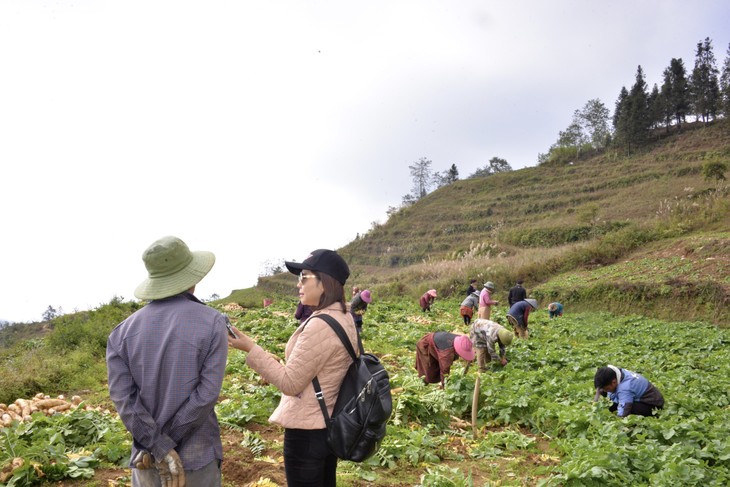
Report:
284,428,337,487
608,401,662,417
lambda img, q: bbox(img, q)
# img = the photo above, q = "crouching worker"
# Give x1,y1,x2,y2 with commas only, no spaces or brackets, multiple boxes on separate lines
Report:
593,365,665,417
548,302,563,319
415,332,475,388
469,319,513,371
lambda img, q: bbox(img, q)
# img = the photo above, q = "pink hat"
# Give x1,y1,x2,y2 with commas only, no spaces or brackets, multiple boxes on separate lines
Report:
427,289,437,298
453,335,475,361
361,290,372,303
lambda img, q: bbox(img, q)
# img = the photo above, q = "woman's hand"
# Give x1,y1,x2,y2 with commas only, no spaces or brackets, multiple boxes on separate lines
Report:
227,325,256,353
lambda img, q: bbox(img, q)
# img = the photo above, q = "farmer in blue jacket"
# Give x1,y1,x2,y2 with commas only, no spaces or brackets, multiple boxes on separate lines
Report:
548,302,563,319
593,365,665,417
507,298,537,339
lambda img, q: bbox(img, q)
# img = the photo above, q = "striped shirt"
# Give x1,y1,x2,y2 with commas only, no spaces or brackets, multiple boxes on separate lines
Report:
106,293,228,469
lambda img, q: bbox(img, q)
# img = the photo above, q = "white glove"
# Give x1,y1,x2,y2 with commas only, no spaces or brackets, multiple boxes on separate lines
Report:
155,449,185,487
132,450,152,469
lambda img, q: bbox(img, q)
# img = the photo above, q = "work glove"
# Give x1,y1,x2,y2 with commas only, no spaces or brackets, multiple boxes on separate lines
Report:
155,449,185,487
132,450,152,469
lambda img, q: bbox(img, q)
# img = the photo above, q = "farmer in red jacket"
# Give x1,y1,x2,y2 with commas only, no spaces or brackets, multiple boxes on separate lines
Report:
415,332,475,388
419,289,437,312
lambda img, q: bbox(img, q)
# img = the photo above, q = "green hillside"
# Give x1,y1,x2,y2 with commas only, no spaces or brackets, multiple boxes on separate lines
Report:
235,120,730,325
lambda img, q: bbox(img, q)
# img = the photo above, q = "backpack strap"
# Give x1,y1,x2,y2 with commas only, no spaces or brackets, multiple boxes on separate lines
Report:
312,375,330,423
316,313,363,360
309,313,361,425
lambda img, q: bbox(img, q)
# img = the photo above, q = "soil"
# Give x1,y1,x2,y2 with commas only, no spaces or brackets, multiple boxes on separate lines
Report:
60,423,286,487
55,422,558,486
220,424,286,486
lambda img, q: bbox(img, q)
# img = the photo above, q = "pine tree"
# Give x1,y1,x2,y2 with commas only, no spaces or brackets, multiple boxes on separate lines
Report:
626,65,650,146
647,84,664,130
720,42,730,118
690,37,720,124
613,86,631,151
613,86,629,130
447,164,459,182
660,58,689,128
613,65,650,155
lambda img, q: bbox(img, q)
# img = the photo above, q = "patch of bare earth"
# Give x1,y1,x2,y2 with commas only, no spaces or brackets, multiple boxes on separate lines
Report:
221,424,286,486
61,424,286,487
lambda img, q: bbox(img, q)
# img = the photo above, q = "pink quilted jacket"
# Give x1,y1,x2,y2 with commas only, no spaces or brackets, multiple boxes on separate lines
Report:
246,305,358,429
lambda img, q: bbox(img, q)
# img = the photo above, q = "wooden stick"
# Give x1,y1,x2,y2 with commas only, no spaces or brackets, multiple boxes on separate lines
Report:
472,372,481,438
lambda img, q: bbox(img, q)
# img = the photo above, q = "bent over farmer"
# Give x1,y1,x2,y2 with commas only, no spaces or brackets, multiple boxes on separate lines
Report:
469,319,514,371
420,289,437,312
415,332,475,388
507,298,537,339
107,236,228,486
460,291,479,325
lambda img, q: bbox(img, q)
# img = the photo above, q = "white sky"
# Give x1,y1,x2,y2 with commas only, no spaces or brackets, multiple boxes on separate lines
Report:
1,1,728,323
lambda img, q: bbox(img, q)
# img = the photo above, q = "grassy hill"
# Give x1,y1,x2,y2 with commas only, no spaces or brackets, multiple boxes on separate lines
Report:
232,120,730,325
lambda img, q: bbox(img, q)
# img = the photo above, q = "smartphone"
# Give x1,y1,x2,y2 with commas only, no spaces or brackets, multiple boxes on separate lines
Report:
223,315,238,339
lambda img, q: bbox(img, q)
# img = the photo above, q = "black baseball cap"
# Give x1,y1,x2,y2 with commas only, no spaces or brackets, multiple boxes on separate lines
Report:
285,249,350,285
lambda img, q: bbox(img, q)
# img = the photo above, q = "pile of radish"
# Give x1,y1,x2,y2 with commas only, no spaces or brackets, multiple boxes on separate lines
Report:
0,393,84,426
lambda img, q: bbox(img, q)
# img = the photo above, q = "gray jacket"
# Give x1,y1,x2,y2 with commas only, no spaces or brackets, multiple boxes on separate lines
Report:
460,292,479,309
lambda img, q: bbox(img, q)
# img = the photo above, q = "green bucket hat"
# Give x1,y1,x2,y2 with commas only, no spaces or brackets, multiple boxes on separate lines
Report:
134,236,215,300
497,328,514,346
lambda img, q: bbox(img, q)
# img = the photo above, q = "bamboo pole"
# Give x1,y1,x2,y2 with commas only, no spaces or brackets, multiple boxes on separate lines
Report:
471,372,481,438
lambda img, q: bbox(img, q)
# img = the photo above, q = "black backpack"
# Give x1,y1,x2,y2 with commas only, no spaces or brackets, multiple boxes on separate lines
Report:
310,314,392,462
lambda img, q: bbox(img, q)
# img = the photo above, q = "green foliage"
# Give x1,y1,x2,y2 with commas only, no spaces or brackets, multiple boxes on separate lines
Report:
240,430,266,457
499,222,628,248
0,299,141,404
702,161,727,181
377,426,443,467
417,465,474,487
2,296,730,485
470,428,536,458
218,284,283,308
0,408,129,486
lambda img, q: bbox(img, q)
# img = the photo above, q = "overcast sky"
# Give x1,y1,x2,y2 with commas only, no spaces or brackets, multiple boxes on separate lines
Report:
1,1,728,323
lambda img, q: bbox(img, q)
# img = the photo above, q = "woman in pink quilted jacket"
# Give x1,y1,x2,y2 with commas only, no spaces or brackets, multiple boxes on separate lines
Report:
227,249,358,487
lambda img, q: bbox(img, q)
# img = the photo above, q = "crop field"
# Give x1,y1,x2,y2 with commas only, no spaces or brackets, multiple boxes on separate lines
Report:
1,297,729,486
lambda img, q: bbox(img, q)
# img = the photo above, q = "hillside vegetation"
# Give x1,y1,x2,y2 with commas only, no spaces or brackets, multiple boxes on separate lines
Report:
2,298,730,485
240,120,730,325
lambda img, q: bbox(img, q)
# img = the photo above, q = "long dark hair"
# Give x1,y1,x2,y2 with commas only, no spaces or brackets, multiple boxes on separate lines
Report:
313,271,347,313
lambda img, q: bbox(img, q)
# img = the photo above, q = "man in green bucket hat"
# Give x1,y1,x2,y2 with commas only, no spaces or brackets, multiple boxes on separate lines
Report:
107,236,229,487
469,319,514,371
